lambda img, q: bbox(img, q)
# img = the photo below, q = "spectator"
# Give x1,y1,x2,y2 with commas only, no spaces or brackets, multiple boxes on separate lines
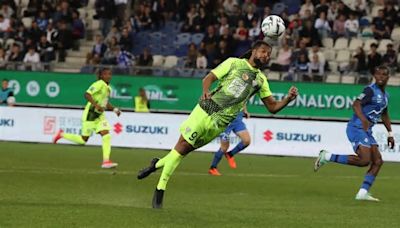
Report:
95,0,115,37
7,44,23,63
350,47,367,75
241,0,256,14
344,13,359,38
299,0,314,19
371,9,391,39
105,26,121,44
243,4,258,28
114,0,128,28
37,35,55,63
0,48,6,69
308,44,325,67
351,0,367,18
248,19,261,41
36,11,49,31
71,10,85,40
92,34,107,59
23,46,41,71
308,54,324,81
0,14,11,39
80,54,101,74
233,19,248,41
217,15,229,36
213,40,230,67
0,3,13,19
138,3,153,30
14,24,28,45
119,27,133,52
58,1,73,24
315,0,329,17
202,25,218,58
28,21,42,44
182,5,198,32
223,0,237,16
382,43,397,71
228,4,242,28
314,11,331,39
333,14,346,39
192,7,211,33
383,2,397,31
45,23,58,44
291,40,309,65
367,43,382,74
289,53,309,81
102,45,119,64
271,42,292,72
0,79,15,106
337,1,351,18
196,49,208,69
115,45,134,74
56,21,73,62
299,20,320,47
327,1,338,23
185,43,198,68
136,48,153,75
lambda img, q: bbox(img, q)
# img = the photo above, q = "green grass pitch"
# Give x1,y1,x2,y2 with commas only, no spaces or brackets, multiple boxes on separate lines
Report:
0,141,399,227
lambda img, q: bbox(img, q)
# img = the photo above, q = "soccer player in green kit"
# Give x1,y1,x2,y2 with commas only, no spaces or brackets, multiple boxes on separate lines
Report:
53,68,121,169
137,40,299,208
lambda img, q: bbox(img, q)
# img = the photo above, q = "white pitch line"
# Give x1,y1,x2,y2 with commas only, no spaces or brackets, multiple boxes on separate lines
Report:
0,168,399,180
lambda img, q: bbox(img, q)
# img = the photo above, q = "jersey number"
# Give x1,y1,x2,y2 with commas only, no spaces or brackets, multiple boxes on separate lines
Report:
189,132,198,141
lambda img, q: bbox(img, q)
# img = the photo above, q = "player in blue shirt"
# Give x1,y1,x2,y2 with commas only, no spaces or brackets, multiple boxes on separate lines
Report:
208,108,251,176
314,66,395,201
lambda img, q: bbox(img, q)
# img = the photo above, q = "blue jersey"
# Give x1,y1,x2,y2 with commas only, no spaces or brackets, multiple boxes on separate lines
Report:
348,83,389,129
0,88,13,106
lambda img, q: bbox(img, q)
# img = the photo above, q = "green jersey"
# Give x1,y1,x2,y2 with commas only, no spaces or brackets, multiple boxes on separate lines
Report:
199,57,272,126
82,80,111,121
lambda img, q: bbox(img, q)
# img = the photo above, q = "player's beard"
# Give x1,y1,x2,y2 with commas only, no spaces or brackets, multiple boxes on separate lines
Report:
253,58,266,69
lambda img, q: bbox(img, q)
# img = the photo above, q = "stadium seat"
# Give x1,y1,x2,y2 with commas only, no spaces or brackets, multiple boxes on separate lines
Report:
191,33,205,45
357,75,371,84
388,76,400,86
336,50,350,62
322,38,333,49
175,33,191,46
177,68,194,77
267,71,281,80
361,27,373,38
152,68,165,76
152,55,165,67
161,45,175,56
323,49,336,61
150,44,162,55
325,74,340,83
272,2,287,15
328,61,338,73
341,75,355,84
363,38,377,52
371,5,384,17
21,17,32,28
348,38,363,51
174,44,189,57
163,55,178,68
5,38,15,49
150,32,164,43
193,69,209,78
177,57,187,67
377,39,393,53
91,20,100,30
391,27,400,41
0,38,3,47
333,38,348,50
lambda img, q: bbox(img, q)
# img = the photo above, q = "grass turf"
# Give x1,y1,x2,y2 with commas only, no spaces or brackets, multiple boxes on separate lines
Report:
0,141,399,228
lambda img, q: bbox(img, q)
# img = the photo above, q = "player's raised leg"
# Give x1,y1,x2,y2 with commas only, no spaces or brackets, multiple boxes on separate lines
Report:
53,129,87,145
225,129,250,169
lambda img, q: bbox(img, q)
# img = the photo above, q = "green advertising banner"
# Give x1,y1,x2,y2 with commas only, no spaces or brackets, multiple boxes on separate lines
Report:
1,71,399,120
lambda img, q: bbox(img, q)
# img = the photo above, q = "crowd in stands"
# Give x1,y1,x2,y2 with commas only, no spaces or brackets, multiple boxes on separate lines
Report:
1,0,400,83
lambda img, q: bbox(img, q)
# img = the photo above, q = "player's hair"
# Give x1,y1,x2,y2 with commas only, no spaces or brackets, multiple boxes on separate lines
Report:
374,65,390,75
96,67,111,79
240,40,271,59
2,78,8,82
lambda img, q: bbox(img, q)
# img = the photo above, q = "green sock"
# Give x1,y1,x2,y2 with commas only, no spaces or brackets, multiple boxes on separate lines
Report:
63,133,85,145
156,149,183,190
102,134,111,161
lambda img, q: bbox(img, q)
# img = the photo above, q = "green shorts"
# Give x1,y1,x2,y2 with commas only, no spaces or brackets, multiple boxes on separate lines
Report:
180,105,227,149
81,115,111,137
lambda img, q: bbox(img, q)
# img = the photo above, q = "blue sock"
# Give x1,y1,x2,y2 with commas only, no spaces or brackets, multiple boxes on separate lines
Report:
210,149,224,168
361,174,376,191
329,154,348,164
228,141,248,157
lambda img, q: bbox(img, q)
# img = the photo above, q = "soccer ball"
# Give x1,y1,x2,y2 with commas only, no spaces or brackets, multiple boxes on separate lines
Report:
261,15,286,39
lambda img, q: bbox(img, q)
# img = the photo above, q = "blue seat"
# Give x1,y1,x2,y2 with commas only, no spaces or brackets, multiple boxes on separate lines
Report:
150,32,164,43
191,33,204,45
150,44,162,55
271,2,287,15
177,68,193,77
174,44,188,57
193,69,209,78
175,33,191,46
152,68,165,76
161,45,175,56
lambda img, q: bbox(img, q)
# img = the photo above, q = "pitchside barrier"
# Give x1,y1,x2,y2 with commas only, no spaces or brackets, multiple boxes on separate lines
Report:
2,71,400,121
1,107,399,162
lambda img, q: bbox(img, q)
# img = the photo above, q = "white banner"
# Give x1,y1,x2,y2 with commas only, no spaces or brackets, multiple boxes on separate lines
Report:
1,106,399,161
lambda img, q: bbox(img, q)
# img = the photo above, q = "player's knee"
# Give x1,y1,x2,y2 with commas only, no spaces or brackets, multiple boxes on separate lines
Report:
374,158,383,167
242,138,251,146
358,159,371,167
220,145,229,153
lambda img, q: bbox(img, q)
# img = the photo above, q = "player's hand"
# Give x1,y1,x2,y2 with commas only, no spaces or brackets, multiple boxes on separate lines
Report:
113,108,121,117
201,91,211,100
287,86,298,101
95,104,104,113
361,119,369,131
388,136,395,149
244,111,250,118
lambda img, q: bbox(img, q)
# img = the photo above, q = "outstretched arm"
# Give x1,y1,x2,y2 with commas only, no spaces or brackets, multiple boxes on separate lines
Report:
106,102,121,116
261,86,298,114
382,108,394,149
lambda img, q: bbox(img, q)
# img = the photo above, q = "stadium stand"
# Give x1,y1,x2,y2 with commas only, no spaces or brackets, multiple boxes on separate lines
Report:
0,0,399,84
